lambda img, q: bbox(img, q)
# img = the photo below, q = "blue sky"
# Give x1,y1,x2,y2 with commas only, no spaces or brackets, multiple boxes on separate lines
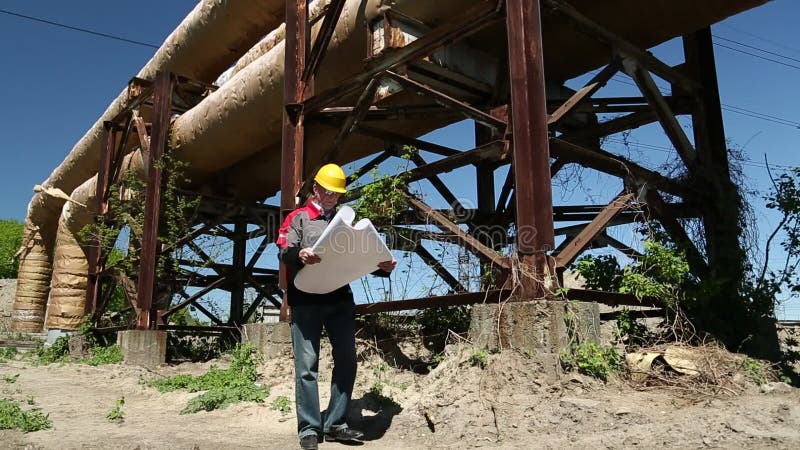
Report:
0,1,797,318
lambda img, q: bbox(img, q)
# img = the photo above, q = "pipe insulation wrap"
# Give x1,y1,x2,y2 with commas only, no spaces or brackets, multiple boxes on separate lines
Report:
42,0,469,329
46,151,144,330
15,0,288,331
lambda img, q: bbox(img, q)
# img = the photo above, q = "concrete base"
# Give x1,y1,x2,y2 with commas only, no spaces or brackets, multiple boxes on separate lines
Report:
118,330,167,368
241,322,292,358
469,301,600,353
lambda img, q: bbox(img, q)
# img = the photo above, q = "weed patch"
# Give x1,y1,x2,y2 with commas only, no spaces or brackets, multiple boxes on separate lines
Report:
0,399,51,432
107,397,125,423
146,343,268,414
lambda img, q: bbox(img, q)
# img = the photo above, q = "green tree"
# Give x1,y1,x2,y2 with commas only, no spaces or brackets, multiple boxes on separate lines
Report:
0,219,23,279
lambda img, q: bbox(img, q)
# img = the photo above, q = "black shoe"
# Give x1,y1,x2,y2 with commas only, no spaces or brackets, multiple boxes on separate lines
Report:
324,428,364,443
299,435,319,450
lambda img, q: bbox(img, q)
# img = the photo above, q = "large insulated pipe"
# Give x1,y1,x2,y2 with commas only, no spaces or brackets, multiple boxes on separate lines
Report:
46,152,144,330
170,0,474,176
43,0,472,329
13,0,288,332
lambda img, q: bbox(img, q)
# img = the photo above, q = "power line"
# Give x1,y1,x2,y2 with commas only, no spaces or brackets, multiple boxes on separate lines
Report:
0,8,159,49
718,23,800,56
713,42,800,71
604,136,797,172
713,34,800,65
605,75,799,130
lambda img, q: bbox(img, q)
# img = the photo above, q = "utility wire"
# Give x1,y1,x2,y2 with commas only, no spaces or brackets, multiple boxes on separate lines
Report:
604,136,797,172
0,8,159,49
718,23,800,56
713,42,800,71
606,76,800,129
713,34,800,65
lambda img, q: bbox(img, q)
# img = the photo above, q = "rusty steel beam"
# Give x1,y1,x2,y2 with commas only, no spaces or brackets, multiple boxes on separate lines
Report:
353,124,460,157
303,0,503,114
162,208,236,254
555,192,635,268
385,71,507,131
544,0,699,93
507,0,555,298
348,140,508,200
229,222,246,326
133,113,150,177
173,288,226,326
279,0,308,322
246,234,271,272
85,123,119,316
303,0,347,82
414,244,467,293
347,150,393,185
548,60,619,126
354,289,512,315
313,104,449,121
496,164,514,213
407,194,510,270
564,288,662,308
409,152,465,213
549,138,687,197
246,273,283,309
136,71,173,330
596,233,642,259
162,277,227,322
684,28,742,294
558,110,658,143
242,293,267,324
621,57,697,170
324,78,380,165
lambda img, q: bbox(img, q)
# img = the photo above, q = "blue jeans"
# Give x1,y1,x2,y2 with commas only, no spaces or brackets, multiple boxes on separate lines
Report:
290,302,357,439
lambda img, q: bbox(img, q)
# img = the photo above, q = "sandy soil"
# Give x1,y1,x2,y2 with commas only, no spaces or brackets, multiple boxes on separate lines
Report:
1,276,798,450
0,338,798,450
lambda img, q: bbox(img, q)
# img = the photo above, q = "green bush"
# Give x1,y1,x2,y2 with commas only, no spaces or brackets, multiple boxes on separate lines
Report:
0,399,51,432
468,350,489,369
85,345,124,366
0,347,18,362
146,343,268,414
34,336,70,365
271,395,292,414
560,342,621,381
0,219,23,279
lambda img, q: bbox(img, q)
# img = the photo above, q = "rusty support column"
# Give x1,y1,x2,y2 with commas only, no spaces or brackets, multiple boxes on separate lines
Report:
230,221,246,327
279,0,309,322
85,122,117,316
506,0,555,298
137,71,173,330
683,28,746,317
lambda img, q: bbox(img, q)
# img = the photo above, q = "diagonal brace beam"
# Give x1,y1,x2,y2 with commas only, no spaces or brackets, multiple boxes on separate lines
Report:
544,0,699,93
406,194,510,270
555,192,635,267
548,60,619,126
303,0,347,82
621,57,697,170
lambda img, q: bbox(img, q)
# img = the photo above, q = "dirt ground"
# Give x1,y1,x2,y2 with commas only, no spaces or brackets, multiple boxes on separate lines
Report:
0,337,798,450
1,275,799,450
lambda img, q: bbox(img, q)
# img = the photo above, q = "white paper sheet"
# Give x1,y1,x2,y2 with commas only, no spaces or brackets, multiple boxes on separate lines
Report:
294,206,393,294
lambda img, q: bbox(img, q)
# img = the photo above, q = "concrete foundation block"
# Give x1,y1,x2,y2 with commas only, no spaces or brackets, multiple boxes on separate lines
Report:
117,330,167,368
241,322,292,358
469,301,600,353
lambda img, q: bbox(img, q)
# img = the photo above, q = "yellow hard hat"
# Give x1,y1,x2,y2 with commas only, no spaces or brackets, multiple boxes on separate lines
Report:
314,163,347,193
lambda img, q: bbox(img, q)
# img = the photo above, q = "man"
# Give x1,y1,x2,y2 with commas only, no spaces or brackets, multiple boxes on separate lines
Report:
277,163,396,450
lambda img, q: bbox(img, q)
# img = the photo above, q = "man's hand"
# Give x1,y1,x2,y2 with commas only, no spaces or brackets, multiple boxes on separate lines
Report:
299,248,321,264
377,259,397,272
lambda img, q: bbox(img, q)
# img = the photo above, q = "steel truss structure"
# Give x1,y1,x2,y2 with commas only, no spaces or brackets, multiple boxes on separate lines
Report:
88,0,742,333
